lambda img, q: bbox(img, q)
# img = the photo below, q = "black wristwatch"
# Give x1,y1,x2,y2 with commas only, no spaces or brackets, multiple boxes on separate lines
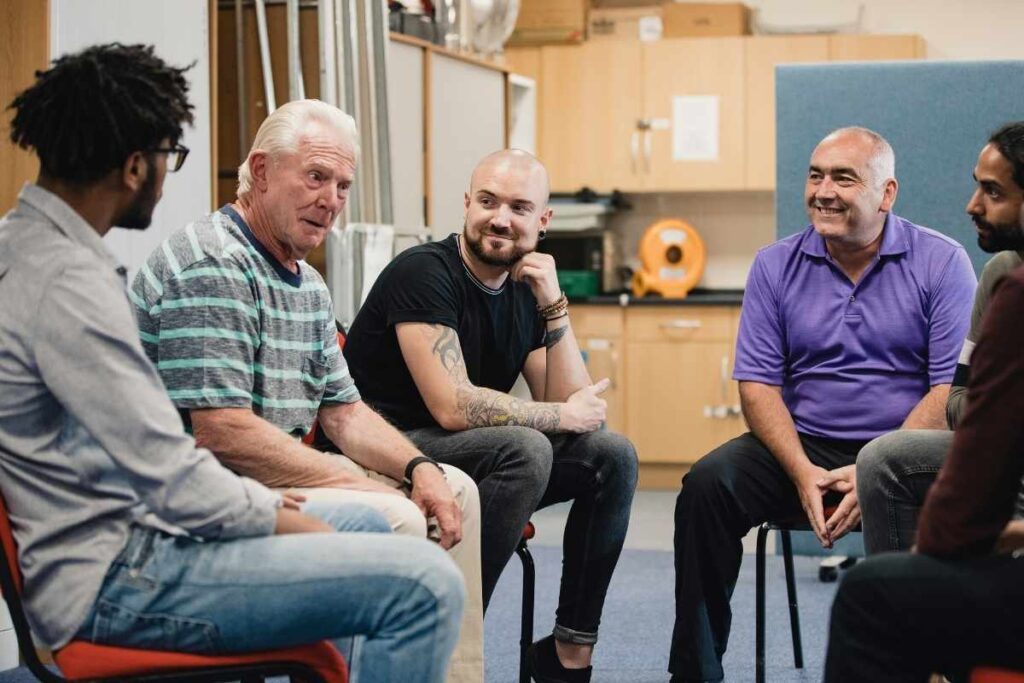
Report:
403,456,445,490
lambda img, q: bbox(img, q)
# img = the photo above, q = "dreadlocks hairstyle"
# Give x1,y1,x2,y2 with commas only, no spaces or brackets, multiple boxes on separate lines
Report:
989,121,1024,191
7,43,194,185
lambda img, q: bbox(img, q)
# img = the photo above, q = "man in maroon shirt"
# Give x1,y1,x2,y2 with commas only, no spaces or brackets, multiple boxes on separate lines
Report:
823,226,1024,679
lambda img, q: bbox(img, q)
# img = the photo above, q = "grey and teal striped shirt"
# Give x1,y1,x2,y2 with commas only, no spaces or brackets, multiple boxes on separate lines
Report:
131,206,359,436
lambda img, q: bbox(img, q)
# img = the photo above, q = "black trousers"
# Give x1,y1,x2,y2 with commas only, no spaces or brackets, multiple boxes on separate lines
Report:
669,431,865,682
825,551,1024,682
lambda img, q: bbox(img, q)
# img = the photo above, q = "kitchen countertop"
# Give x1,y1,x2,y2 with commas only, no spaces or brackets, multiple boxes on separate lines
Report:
569,289,744,306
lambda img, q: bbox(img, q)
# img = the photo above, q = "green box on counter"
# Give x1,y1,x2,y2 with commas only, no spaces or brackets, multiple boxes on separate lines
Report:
557,270,600,298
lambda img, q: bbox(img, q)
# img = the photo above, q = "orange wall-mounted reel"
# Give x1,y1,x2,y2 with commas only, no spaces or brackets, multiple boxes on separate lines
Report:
631,218,707,298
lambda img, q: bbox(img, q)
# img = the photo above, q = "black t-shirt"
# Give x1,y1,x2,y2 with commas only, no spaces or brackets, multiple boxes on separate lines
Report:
344,234,546,431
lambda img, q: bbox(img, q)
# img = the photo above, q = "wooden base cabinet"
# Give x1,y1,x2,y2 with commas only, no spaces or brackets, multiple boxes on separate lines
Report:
571,306,626,434
624,307,745,464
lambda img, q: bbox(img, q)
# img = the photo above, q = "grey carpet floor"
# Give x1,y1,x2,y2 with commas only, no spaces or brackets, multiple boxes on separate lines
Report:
0,546,841,683
484,544,840,682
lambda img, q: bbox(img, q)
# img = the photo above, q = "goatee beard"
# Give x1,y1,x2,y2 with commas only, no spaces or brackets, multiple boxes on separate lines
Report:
462,224,531,267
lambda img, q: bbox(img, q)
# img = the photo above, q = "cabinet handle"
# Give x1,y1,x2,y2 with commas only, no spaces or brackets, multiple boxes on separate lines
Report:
631,131,640,175
659,319,702,330
643,129,652,174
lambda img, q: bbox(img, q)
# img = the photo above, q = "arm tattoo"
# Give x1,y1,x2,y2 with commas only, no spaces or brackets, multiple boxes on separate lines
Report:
544,323,570,350
429,325,561,431
455,385,561,432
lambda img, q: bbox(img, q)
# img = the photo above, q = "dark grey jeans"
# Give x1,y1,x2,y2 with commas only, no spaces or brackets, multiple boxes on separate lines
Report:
857,429,1024,555
403,425,638,644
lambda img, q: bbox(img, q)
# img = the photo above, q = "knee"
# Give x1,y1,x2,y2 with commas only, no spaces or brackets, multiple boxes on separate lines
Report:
856,431,904,492
389,497,430,538
312,502,393,534
589,431,639,493
442,465,481,517
413,542,467,624
496,426,554,489
679,449,733,506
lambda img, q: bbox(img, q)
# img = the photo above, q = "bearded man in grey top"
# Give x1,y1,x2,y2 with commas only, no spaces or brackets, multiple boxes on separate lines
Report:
0,43,462,683
857,121,1024,555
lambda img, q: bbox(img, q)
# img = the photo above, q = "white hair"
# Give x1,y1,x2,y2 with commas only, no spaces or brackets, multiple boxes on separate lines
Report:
237,99,360,197
824,126,896,186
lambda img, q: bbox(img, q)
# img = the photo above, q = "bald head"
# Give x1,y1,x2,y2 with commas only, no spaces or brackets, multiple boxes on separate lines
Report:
816,126,895,188
469,149,550,205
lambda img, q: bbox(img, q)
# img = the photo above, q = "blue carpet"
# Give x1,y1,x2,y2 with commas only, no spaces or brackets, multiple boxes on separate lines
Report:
0,548,841,683
484,546,840,682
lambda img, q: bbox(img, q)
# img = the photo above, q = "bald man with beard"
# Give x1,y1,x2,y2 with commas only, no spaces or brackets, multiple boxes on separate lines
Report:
344,150,638,683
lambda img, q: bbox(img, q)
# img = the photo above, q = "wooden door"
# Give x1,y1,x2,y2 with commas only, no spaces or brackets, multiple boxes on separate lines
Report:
744,36,829,191
641,37,746,191
539,41,643,193
624,307,744,464
571,305,626,433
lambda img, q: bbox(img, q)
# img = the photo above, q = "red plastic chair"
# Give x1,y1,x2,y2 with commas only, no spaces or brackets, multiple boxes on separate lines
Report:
971,667,1024,683
0,491,348,682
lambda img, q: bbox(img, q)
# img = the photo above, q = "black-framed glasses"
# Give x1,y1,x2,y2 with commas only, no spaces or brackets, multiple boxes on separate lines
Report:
151,143,190,172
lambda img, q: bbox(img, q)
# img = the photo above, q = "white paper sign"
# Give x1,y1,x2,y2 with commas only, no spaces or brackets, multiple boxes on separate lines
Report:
672,95,720,162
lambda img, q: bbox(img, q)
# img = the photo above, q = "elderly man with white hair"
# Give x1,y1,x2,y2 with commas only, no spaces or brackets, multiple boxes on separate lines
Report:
130,99,483,683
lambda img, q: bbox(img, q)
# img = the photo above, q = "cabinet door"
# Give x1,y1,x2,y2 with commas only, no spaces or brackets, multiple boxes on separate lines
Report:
641,37,746,191
580,336,625,434
539,42,643,193
744,36,829,191
624,307,745,464
828,35,924,61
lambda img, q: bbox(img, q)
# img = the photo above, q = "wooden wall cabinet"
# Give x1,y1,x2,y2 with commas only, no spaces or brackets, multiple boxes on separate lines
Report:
745,34,925,191
511,34,924,194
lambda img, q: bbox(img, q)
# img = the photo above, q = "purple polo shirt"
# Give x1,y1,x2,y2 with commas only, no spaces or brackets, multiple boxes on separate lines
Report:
734,212,976,441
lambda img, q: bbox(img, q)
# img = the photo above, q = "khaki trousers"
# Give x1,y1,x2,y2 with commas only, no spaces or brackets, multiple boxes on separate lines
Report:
295,458,483,683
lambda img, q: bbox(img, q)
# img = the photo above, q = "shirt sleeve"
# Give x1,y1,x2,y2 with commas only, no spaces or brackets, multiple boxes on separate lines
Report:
925,248,976,386
321,313,360,405
149,258,259,410
34,260,279,540
733,252,786,385
382,251,461,330
917,272,1024,558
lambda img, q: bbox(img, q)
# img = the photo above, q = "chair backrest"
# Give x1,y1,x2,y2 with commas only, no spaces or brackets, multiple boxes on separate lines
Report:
0,489,66,682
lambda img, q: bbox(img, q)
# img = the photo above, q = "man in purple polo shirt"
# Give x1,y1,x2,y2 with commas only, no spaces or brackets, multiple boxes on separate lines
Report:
668,127,976,683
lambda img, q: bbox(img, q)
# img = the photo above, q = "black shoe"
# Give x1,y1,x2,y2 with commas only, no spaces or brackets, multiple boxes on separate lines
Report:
526,635,593,683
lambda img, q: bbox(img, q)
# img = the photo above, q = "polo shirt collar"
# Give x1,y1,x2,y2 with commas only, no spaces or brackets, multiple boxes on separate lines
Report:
799,212,907,259
18,183,124,273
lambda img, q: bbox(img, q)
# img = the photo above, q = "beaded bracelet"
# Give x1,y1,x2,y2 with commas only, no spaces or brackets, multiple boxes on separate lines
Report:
538,292,568,318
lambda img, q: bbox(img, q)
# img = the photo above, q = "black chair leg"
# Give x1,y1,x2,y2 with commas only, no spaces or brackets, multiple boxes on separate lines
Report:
755,523,769,683
779,530,804,669
516,538,535,683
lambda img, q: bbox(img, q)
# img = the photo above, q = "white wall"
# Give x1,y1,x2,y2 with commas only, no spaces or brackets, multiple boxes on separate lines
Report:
50,0,211,279
706,0,1024,60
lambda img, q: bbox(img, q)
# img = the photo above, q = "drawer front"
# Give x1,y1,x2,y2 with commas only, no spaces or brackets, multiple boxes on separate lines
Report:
569,305,624,338
626,306,736,343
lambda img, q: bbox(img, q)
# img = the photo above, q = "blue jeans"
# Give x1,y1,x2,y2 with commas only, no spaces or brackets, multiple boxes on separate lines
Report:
74,501,465,683
857,429,1024,555
404,426,638,644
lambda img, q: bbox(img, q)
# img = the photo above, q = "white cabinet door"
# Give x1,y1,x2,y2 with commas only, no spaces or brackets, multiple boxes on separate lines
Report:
428,54,505,241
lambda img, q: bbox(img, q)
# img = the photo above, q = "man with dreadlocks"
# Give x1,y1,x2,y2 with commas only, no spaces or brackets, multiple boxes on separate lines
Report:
0,43,464,683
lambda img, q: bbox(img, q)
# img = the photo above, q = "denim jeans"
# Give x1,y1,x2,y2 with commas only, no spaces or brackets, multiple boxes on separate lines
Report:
858,429,1024,555
75,500,465,683
825,551,1024,682
404,426,638,644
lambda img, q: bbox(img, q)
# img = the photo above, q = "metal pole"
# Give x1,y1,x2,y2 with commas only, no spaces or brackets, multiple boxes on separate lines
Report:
368,0,393,225
253,0,276,113
286,0,305,101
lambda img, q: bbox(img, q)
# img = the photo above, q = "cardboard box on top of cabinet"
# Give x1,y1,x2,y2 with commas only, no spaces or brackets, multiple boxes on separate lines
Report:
589,5,664,42
509,0,587,45
662,2,751,38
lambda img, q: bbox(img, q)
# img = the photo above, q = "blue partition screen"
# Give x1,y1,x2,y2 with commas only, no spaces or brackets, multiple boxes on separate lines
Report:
775,60,1024,275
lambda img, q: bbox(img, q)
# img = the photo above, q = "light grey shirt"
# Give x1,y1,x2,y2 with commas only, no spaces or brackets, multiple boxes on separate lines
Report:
0,185,280,649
